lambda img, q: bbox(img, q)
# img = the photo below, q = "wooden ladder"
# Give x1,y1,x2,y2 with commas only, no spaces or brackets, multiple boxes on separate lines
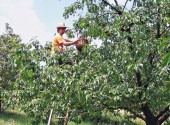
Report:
47,102,70,125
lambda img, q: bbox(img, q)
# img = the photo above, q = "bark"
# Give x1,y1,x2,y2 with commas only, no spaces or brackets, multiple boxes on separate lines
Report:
136,72,143,100
141,104,159,125
159,112,170,124
157,106,170,124
156,8,161,39
122,0,128,12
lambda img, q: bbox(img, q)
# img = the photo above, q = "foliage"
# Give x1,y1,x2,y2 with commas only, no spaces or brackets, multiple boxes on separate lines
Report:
62,0,170,124
0,23,22,112
8,0,170,125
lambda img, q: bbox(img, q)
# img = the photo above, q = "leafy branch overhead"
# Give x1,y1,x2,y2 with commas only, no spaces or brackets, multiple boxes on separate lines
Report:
1,0,170,125
59,0,170,124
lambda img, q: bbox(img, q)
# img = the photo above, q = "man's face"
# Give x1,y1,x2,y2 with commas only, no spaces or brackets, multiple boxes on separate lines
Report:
59,27,66,34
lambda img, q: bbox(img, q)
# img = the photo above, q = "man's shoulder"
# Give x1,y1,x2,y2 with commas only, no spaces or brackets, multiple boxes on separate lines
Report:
53,33,65,44
53,33,60,40
56,33,62,37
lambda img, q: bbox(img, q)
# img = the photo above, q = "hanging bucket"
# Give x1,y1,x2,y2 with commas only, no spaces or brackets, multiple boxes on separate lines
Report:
75,38,88,51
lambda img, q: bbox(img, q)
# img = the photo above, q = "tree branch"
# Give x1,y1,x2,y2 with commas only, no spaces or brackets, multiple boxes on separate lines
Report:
156,8,161,39
101,101,145,120
136,72,142,87
135,70,149,89
160,25,170,37
121,23,134,44
159,112,170,124
156,105,170,119
0,61,8,64
132,0,137,8
102,0,122,15
135,71,145,100
114,0,118,6
123,0,129,12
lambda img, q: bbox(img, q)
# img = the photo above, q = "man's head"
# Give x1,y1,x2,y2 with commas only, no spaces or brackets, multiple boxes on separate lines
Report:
57,22,67,35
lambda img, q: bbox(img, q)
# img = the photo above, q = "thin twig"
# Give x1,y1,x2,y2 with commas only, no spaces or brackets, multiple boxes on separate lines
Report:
102,0,122,15
0,61,8,64
160,25,170,37
123,0,129,12
55,116,65,119
132,0,137,8
114,0,118,6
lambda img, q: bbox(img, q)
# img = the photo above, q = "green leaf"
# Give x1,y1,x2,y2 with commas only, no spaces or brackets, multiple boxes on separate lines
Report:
162,52,170,67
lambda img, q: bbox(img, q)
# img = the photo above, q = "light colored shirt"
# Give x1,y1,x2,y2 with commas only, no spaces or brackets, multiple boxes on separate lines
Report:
51,33,66,52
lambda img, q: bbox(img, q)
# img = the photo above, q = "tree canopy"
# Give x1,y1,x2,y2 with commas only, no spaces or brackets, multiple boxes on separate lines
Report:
3,0,170,125
0,23,22,112
63,0,170,124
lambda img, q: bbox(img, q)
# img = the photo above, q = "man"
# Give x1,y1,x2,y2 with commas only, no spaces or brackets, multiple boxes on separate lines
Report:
51,22,78,64
51,22,78,56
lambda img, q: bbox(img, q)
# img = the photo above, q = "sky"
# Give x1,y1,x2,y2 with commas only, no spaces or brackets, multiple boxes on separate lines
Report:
0,0,132,45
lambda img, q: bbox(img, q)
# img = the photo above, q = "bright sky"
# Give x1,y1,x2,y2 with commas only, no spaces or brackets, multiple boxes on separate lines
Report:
0,0,132,45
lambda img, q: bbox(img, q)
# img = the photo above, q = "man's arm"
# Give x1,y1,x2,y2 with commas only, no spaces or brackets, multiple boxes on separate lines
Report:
63,39,78,46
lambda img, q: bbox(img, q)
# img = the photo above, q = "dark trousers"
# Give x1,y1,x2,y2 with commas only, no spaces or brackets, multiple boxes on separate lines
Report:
58,57,72,65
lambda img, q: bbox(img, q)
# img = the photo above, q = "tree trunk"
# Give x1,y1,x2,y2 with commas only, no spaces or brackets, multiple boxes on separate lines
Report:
145,116,159,125
142,104,160,125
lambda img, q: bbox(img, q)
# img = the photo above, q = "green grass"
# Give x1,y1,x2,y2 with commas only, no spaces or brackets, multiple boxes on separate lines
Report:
0,110,47,125
0,110,94,125
0,110,146,125
68,122,95,125
0,110,32,125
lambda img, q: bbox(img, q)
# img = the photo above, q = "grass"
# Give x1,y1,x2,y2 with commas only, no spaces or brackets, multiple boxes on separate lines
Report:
0,110,46,125
68,122,94,125
0,110,146,125
0,110,32,125
0,110,94,125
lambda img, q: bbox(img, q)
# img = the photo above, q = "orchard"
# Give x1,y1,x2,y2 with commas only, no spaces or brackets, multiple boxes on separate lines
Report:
0,0,170,125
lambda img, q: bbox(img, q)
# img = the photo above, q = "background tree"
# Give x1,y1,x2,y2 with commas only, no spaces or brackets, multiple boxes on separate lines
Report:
0,23,22,112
